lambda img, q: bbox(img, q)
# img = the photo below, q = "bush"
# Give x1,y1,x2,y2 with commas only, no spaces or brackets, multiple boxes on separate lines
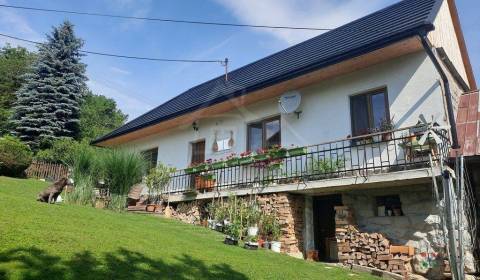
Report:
35,138,83,164
101,149,146,211
145,164,175,204
0,136,33,177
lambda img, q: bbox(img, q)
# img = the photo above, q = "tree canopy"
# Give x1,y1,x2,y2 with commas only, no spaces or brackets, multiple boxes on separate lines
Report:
10,21,87,150
0,45,36,135
79,91,127,141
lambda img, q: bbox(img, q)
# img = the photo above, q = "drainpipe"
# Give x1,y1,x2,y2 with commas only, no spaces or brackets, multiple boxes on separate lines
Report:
420,34,460,149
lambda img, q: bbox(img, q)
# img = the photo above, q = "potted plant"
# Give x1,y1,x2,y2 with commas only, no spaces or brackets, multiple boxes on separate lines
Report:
268,145,287,159
261,212,282,253
184,165,196,174
380,116,395,141
145,164,175,212
287,145,307,156
253,148,269,162
195,172,216,192
239,151,254,165
226,153,240,167
211,159,226,169
224,221,241,245
246,204,261,237
244,235,259,250
270,221,282,253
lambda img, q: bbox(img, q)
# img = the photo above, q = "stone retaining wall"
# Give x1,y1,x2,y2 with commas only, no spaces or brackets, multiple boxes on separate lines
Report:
342,184,475,279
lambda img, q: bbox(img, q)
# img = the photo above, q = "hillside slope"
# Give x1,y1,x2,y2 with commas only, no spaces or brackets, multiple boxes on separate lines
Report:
0,177,377,280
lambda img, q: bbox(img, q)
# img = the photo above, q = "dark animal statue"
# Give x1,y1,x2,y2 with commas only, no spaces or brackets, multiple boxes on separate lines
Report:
37,177,71,204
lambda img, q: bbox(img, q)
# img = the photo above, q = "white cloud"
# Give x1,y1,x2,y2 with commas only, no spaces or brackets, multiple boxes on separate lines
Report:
109,66,131,75
216,0,390,45
87,79,153,120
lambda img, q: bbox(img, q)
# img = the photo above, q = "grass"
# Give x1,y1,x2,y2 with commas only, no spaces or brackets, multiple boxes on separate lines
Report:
0,177,379,280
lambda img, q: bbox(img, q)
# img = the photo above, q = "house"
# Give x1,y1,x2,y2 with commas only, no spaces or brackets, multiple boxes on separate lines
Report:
93,0,478,278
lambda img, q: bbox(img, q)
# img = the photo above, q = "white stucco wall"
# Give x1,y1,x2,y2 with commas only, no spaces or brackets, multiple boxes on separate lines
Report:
123,51,447,169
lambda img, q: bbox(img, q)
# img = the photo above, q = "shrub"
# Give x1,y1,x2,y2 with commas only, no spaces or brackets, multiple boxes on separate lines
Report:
101,149,146,211
35,138,83,164
145,164,175,204
0,136,33,177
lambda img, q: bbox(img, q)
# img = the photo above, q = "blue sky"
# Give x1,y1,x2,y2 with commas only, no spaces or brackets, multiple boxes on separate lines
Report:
0,0,478,120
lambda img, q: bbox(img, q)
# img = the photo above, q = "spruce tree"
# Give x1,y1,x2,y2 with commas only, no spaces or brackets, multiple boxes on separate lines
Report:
10,21,87,149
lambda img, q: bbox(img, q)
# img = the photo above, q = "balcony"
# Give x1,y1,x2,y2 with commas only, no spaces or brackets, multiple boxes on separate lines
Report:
164,125,449,198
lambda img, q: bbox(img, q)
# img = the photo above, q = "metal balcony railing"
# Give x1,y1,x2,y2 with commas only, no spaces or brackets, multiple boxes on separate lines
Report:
164,125,450,194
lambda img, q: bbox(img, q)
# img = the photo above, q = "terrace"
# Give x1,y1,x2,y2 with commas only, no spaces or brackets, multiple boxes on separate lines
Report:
164,125,449,200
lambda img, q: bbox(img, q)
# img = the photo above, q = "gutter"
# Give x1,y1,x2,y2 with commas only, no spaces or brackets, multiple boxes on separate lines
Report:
420,35,460,149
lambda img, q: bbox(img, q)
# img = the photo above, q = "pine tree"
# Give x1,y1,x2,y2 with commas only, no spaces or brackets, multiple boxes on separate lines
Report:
10,21,87,149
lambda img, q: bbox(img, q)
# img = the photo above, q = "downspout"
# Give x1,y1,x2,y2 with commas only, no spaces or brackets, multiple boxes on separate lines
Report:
420,34,460,149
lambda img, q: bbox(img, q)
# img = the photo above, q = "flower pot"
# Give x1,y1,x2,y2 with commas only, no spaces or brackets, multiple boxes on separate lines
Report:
247,226,259,237
226,158,240,167
146,204,156,212
382,132,392,141
207,219,216,229
239,157,253,165
270,241,281,253
224,237,238,246
195,176,215,192
244,241,259,250
253,154,269,162
288,147,307,156
211,161,226,169
258,238,265,248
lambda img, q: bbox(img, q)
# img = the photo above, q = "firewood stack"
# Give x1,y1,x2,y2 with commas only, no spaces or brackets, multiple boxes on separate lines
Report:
335,206,413,278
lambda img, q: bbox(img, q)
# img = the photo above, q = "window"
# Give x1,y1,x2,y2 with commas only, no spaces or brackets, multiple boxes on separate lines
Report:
142,148,158,171
350,89,389,136
191,140,205,165
375,195,403,217
247,116,281,151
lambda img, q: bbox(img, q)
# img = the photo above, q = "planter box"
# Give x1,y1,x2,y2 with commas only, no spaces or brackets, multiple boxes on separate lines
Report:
239,157,253,165
269,149,287,159
211,161,226,169
253,154,269,162
195,176,215,192
288,147,307,156
195,164,208,172
226,158,240,167
184,167,196,174
224,237,238,245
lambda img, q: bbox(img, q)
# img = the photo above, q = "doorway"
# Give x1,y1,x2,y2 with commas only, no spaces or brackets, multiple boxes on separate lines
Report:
313,194,342,262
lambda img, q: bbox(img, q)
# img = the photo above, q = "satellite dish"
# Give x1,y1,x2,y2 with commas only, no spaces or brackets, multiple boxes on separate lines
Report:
278,91,301,114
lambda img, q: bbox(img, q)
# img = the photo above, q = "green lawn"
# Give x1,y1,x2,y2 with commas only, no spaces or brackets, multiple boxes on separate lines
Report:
0,177,378,280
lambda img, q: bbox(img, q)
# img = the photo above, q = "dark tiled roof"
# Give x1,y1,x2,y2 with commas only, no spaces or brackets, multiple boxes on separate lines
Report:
93,0,442,144
454,91,480,156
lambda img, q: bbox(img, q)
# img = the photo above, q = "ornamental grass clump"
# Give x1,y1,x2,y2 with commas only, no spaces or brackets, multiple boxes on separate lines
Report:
65,145,101,206
101,149,146,211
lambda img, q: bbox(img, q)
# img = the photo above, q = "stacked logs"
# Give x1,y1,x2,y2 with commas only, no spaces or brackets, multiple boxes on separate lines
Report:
335,206,413,277
257,193,304,254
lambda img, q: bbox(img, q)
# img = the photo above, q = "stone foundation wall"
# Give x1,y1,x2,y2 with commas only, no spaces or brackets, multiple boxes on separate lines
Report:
257,193,305,257
342,184,475,279
169,193,305,257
